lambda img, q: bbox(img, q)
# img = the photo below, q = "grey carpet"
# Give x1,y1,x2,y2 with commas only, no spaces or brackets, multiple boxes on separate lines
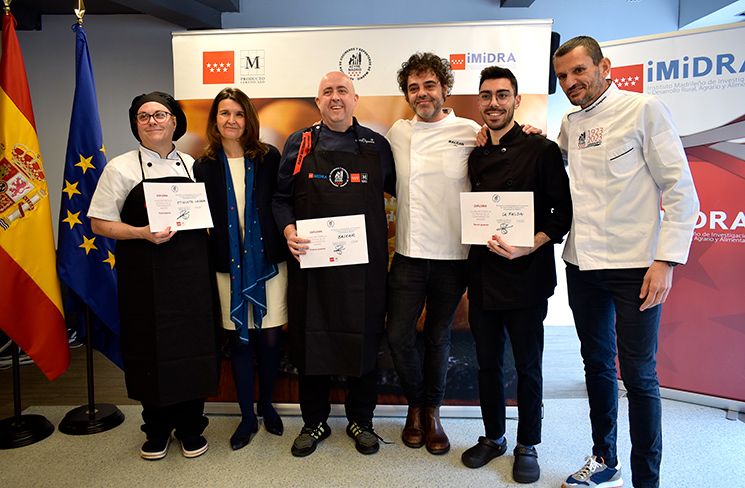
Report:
1,398,743,487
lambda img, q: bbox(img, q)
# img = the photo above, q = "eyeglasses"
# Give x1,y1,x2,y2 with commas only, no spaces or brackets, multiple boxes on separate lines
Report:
478,92,514,105
136,111,172,124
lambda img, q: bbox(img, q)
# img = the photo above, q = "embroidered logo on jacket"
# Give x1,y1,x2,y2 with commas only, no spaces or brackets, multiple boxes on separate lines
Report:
577,127,604,149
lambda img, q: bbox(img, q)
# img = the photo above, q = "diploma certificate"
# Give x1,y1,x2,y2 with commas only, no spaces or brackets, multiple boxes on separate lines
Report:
460,192,534,247
143,182,214,232
296,214,368,269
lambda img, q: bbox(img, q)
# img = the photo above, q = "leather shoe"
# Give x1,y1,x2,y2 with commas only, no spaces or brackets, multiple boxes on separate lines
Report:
229,419,258,451
513,445,540,484
401,406,424,448
461,436,507,468
257,405,285,435
424,406,450,455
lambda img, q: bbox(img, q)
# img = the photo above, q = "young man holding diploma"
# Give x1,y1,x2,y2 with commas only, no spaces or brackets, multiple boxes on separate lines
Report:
461,66,572,484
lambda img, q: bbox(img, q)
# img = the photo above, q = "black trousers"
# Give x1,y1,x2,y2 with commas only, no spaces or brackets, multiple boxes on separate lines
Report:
468,301,546,446
298,371,378,426
140,398,208,441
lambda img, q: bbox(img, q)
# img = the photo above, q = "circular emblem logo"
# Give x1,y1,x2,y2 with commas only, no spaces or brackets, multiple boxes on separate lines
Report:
171,185,179,192
339,47,372,81
329,167,350,188
327,219,335,228
492,194,501,203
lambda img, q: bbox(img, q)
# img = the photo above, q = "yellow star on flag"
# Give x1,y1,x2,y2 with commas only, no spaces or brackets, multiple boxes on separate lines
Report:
100,144,106,155
103,250,116,270
62,210,82,230
62,179,81,199
79,235,98,255
75,154,95,174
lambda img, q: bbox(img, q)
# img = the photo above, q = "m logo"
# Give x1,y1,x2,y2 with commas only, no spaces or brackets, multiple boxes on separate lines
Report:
203,51,234,84
240,50,266,75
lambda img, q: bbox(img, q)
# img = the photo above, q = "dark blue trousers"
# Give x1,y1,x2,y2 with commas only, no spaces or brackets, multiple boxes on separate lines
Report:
566,263,662,488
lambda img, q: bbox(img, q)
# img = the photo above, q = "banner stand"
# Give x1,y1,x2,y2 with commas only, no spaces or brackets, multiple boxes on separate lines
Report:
0,343,54,449
59,307,124,435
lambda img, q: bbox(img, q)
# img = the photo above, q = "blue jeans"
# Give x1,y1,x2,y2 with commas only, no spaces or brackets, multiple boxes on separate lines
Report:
386,253,467,407
566,263,662,488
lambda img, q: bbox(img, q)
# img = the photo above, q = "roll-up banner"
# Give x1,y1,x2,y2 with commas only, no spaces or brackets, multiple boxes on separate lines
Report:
602,23,745,403
173,20,552,405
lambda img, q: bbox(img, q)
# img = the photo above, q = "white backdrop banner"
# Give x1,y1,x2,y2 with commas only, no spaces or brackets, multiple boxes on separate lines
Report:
171,20,554,406
172,20,552,100
602,23,745,402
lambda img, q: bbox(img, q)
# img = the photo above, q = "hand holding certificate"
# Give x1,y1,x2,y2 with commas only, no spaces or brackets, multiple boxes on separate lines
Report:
460,192,534,247
296,214,369,269
143,182,214,232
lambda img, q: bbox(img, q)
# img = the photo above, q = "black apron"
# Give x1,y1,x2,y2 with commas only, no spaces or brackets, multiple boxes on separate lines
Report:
117,152,218,406
288,125,388,377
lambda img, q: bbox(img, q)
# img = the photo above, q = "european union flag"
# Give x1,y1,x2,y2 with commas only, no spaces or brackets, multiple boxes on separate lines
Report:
56,23,121,367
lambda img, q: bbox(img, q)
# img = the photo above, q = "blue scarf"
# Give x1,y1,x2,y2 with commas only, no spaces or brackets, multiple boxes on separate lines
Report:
222,150,278,343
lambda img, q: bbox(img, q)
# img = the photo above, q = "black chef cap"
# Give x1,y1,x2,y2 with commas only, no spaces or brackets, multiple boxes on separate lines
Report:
128,91,187,142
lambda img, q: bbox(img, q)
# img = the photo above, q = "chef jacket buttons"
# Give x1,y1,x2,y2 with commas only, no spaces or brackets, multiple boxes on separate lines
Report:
147,162,153,167
501,147,507,153
176,161,181,166
506,179,513,187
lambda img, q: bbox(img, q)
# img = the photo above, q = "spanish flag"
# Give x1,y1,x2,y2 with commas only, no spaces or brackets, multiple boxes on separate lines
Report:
0,11,70,380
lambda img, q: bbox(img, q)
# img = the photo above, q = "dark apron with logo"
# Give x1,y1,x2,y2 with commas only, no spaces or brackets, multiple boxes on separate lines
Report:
288,126,387,377
116,153,218,406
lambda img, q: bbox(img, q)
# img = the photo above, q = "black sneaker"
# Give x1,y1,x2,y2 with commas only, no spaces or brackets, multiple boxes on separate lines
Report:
513,445,540,484
179,435,209,458
140,436,170,460
291,422,331,457
346,421,382,455
461,436,507,468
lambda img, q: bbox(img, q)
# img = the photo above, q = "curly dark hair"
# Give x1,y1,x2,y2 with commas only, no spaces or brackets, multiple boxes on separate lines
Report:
203,87,268,161
397,52,454,97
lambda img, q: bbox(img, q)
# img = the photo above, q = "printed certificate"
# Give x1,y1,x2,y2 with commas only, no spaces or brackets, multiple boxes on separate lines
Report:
460,192,534,247
143,182,213,232
296,214,368,269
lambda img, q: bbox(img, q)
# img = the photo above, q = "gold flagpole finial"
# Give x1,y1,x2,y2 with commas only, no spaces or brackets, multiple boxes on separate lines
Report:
4,0,12,15
74,0,85,24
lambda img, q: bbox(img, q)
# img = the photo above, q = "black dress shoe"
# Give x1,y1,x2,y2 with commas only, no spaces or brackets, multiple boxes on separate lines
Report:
513,445,540,484
258,404,284,436
230,420,258,451
461,436,508,468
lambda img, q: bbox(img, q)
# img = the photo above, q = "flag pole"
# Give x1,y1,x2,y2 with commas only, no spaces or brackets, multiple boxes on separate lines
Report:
59,307,124,435
58,1,124,435
0,343,55,448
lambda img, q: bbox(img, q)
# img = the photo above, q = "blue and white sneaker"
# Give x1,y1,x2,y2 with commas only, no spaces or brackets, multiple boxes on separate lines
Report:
562,455,623,487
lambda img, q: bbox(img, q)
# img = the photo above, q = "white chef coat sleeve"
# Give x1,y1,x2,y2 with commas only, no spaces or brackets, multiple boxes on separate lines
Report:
640,96,700,264
87,161,130,222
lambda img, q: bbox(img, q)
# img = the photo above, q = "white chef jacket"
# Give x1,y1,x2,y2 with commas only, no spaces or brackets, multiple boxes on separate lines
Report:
557,82,699,270
88,145,194,222
387,110,481,260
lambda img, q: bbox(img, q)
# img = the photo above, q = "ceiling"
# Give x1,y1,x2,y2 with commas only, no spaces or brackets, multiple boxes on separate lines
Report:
9,0,240,30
